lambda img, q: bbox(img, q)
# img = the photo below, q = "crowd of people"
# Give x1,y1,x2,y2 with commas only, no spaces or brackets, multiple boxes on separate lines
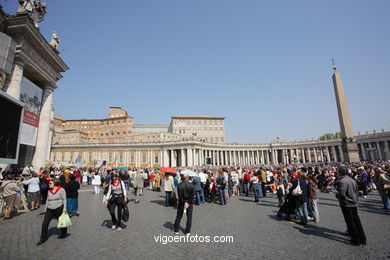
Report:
0,160,389,246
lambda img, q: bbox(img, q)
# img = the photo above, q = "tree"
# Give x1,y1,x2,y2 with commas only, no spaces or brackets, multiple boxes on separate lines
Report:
319,132,341,140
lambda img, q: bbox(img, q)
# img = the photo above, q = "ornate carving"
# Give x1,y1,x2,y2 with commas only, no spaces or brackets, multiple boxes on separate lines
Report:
22,41,57,81
17,0,48,28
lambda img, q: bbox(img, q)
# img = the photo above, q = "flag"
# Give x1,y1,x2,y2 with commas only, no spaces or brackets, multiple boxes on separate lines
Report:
75,155,82,168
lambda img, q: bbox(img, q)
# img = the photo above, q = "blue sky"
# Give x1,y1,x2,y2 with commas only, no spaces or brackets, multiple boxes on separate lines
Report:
3,0,390,143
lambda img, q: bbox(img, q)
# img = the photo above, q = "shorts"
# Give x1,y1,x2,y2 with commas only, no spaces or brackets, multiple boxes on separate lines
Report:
28,191,41,202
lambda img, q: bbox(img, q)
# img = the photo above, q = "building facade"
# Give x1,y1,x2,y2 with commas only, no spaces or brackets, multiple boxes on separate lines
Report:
168,116,225,143
50,130,390,168
0,7,68,171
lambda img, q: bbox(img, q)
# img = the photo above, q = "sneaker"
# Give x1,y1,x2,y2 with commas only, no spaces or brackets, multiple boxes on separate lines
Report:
117,227,122,231
307,217,314,221
112,225,116,230
173,231,180,235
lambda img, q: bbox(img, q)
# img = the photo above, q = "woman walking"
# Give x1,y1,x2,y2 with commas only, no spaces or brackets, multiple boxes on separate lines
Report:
1,175,20,220
103,174,127,231
23,172,41,210
37,178,68,245
66,174,80,216
92,172,101,194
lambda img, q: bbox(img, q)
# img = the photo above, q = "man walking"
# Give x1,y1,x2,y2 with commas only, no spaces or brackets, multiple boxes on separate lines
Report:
134,170,145,203
174,174,194,235
335,166,366,246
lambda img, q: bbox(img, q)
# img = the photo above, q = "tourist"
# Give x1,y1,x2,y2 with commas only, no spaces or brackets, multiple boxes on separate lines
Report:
134,170,144,203
103,174,127,231
39,170,50,204
216,171,227,205
307,173,320,223
335,166,366,246
164,173,175,207
243,170,250,196
37,178,68,245
174,173,194,235
251,171,261,202
65,174,80,216
92,172,101,194
261,169,267,197
149,171,155,190
275,171,285,207
23,172,41,210
231,170,239,196
192,174,204,204
374,168,390,210
155,171,161,192
290,168,308,225
1,175,20,220
359,167,369,198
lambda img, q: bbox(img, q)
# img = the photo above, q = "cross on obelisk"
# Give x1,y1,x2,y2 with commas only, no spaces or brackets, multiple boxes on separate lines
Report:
331,60,360,162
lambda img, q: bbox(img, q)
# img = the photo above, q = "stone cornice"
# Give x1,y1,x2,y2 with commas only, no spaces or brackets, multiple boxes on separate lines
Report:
4,13,68,85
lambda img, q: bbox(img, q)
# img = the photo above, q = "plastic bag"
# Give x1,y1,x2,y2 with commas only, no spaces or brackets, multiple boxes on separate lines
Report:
57,212,72,228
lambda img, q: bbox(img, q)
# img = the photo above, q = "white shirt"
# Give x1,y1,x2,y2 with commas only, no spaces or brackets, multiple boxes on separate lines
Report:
92,175,101,185
199,172,207,183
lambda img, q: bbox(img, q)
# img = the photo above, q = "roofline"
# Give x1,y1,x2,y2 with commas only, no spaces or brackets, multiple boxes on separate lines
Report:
171,116,225,120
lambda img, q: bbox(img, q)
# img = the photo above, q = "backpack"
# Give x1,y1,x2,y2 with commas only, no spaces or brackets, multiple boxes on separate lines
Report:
39,178,49,191
217,176,226,187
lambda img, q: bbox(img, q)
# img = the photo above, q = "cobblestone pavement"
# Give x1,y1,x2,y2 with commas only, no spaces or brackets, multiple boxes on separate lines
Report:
0,187,389,260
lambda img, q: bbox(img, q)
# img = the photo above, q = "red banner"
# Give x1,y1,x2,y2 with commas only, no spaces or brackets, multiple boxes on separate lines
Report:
23,110,39,127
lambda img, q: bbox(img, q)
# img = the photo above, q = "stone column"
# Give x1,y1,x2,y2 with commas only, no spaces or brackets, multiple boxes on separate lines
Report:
384,141,390,161
4,59,24,100
313,148,318,162
339,146,344,162
32,86,54,171
180,149,186,167
359,144,366,161
301,148,306,163
265,150,269,164
332,146,337,162
187,148,193,167
376,142,383,160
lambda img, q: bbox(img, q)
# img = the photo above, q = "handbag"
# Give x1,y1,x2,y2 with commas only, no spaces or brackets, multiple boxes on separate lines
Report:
169,192,178,206
122,201,129,222
292,179,302,196
57,212,72,228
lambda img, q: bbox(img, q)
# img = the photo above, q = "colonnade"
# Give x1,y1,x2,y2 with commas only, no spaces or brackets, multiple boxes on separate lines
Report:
51,144,353,168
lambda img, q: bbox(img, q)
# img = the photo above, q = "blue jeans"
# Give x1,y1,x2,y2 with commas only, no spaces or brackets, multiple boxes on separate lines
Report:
243,182,249,196
253,183,260,201
124,180,130,190
379,189,390,209
296,200,308,224
165,191,172,207
308,199,320,223
195,189,205,204
218,187,226,205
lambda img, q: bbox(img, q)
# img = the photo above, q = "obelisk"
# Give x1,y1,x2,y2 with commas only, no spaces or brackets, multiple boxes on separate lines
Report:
331,61,360,162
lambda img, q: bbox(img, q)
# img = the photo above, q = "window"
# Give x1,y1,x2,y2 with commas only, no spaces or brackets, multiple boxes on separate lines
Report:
142,156,147,163
154,155,158,164
130,155,135,163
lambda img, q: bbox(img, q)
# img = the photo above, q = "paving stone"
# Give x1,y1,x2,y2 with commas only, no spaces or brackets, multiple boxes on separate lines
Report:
0,187,388,259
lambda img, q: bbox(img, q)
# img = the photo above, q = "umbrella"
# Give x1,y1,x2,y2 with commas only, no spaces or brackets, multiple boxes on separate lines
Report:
159,167,177,173
180,169,198,177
